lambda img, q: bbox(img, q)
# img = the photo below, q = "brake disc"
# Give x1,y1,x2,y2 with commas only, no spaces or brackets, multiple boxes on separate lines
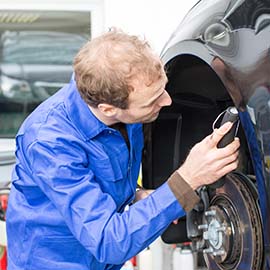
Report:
199,172,263,270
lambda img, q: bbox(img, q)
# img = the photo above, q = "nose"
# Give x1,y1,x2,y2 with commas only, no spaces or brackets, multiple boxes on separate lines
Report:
158,90,172,107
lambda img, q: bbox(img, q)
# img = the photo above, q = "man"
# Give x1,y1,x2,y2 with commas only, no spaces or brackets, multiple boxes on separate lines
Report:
6,29,239,270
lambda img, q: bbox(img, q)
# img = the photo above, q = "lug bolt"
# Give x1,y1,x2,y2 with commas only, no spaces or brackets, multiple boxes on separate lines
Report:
203,231,209,240
198,224,208,230
216,225,226,232
213,250,225,256
205,210,216,216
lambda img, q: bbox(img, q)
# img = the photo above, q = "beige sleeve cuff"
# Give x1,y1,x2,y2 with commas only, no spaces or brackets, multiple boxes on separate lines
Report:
167,171,200,212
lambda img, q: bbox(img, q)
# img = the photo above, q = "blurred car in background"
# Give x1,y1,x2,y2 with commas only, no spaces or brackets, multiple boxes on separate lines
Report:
0,141,10,269
0,30,88,138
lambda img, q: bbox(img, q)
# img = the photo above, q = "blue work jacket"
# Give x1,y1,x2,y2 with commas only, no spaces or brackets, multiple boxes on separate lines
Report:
6,76,185,270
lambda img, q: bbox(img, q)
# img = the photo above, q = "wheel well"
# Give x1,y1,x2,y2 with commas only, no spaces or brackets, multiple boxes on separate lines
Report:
143,54,253,189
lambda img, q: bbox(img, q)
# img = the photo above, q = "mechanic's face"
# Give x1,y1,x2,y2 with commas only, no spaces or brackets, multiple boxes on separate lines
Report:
118,73,172,123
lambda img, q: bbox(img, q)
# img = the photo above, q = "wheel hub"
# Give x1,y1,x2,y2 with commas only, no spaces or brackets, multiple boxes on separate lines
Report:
200,207,231,260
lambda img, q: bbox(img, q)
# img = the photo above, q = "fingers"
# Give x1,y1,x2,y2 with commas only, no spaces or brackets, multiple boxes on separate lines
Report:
217,137,240,157
211,142,239,180
215,148,239,170
173,219,178,225
217,158,239,178
207,122,234,147
177,129,241,189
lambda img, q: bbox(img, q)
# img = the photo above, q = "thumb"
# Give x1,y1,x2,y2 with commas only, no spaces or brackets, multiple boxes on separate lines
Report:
210,122,233,147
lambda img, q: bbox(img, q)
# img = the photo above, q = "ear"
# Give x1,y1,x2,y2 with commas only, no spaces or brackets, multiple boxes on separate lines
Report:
97,103,118,117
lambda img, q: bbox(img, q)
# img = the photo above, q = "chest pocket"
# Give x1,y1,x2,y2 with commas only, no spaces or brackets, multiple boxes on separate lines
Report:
88,144,131,208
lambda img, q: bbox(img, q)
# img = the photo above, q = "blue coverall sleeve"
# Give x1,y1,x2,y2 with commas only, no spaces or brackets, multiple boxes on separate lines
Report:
28,139,185,264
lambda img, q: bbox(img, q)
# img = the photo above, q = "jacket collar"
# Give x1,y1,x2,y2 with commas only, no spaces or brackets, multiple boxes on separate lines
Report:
65,74,108,140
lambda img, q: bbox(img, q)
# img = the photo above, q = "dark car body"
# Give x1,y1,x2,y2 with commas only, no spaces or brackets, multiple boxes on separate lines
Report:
142,0,270,269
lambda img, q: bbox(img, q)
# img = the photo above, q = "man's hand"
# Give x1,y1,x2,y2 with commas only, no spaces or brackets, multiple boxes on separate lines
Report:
177,122,240,190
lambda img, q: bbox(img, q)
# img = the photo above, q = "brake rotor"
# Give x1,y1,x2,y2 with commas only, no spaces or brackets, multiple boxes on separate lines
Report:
200,172,263,270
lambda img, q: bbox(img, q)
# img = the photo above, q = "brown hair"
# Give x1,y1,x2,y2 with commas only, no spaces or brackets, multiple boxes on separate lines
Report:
73,29,163,109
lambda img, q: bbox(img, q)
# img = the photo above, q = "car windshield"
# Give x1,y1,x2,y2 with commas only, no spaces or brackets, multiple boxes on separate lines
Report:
0,30,88,138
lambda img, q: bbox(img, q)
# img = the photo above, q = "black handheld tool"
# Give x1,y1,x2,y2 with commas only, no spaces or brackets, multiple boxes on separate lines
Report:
210,106,239,189
217,106,239,148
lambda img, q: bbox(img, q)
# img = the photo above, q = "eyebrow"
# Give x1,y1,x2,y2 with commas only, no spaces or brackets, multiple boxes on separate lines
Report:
142,78,168,108
142,89,165,108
